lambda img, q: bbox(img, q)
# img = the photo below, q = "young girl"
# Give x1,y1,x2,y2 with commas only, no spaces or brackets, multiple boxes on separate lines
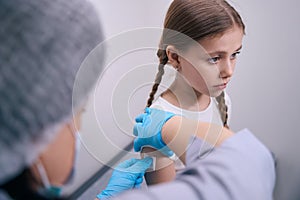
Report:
142,0,245,185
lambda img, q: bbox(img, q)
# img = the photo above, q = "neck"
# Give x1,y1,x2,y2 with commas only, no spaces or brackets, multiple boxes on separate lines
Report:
162,74,210,111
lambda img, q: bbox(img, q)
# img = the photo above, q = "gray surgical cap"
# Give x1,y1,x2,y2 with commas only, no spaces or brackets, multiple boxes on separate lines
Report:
0,0,104,184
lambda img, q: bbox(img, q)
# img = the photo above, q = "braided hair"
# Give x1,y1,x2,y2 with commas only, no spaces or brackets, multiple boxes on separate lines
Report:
216,91,229,128
146,49,169,107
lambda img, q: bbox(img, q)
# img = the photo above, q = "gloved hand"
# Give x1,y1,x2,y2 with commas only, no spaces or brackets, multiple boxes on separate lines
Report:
133,107,176,158
97,157,153,199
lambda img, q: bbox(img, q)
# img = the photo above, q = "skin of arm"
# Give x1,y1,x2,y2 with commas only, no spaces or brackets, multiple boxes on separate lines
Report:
162,116,233,164
142,116,233,185
141,147,176,185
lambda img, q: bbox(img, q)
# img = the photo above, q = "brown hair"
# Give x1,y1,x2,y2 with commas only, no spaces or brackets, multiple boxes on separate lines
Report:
146,0,245,127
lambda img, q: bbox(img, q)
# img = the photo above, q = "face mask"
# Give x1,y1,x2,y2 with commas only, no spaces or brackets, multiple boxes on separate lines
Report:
37,130,81,198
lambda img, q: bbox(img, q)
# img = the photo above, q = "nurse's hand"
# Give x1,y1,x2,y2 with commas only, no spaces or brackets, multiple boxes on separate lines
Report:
133,107,176,158
97,157,153,199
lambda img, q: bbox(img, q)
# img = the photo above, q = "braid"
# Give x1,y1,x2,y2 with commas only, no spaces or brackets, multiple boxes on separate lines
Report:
216,91,229,128
146,49,168,107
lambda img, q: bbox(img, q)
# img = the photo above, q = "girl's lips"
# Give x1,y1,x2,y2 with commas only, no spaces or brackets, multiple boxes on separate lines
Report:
214,83,227,90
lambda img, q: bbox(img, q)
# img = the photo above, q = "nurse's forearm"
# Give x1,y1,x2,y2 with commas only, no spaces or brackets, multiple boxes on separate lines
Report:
161,116,233,164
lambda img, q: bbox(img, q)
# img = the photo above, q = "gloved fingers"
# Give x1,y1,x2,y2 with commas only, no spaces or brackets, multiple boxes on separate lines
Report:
133,122,143,137
135,113,147,123
133,137,144,152
129,157,153,172
116,158,139,169
134,176,144,189
97,190,111,200
98,159,147,199
135,176,144,184
155,132,175,157
134,135,163,153
116,157,152,174
148,108,176,122
134,138,152,152
144,107,151,114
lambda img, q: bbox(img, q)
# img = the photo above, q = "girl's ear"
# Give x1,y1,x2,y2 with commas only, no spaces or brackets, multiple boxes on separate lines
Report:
166,45,180,70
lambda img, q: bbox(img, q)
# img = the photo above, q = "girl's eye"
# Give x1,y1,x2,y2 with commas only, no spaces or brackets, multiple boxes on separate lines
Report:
231,51,241,59
207,56,220,64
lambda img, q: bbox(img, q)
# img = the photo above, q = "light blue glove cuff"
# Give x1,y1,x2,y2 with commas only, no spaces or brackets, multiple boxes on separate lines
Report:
97,158,152,199
97,191,110,199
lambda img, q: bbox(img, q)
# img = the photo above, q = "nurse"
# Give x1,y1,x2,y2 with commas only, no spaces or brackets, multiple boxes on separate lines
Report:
0,0,150,199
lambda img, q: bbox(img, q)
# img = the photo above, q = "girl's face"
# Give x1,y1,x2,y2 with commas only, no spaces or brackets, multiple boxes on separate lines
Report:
178,25,244,97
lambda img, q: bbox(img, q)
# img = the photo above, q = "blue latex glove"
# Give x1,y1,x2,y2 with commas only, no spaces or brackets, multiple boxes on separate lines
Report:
133,107,176,157
97,157,152,199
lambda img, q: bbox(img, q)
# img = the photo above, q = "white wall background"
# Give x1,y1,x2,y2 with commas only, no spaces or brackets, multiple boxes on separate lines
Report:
68,1,300,200
227,1,300,199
